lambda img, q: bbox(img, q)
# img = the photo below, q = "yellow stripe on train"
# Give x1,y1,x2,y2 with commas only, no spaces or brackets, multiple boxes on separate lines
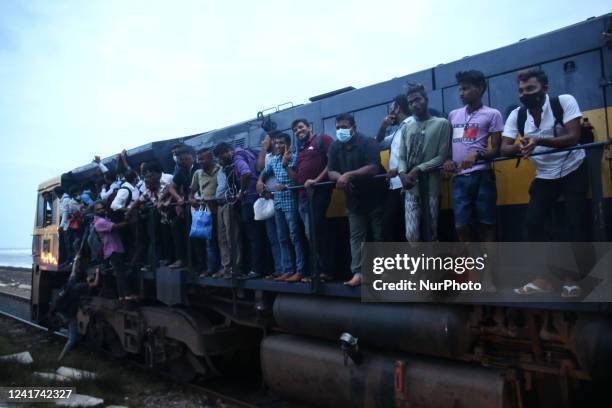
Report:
326,107,611,217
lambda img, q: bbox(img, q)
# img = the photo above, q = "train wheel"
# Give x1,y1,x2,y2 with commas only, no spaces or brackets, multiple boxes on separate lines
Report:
85,316,127,359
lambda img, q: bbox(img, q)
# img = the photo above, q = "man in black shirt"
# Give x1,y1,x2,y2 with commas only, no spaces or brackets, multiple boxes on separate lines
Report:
169,146,199,268
328,113,386,287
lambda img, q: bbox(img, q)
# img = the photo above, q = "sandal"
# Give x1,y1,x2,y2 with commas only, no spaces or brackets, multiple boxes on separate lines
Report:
561,284,581,298
513,282,552,295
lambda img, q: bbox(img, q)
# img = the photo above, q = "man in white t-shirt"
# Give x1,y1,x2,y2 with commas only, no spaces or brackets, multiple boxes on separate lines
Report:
501,67,587,298
376,94,414,242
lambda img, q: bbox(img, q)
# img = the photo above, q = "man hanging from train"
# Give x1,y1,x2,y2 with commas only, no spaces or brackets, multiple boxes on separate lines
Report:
376,94,414,242
328,113,387,287
444,70,502,242
257,132,305,282
287,119,334,282
501,67,588,297
214,142,266,279
189,147,221,277
55,255,100,361
398,83,450,242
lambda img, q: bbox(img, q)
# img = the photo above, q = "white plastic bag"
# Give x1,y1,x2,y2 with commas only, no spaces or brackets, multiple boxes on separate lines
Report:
253,197,275,220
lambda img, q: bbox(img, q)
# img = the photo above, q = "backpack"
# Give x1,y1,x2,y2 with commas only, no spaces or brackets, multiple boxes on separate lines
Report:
86,223,103,262
234,148,259,173
107,186,132,222
517,95,592,144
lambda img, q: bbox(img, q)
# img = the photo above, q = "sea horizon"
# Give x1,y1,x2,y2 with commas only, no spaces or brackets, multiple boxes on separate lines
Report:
0,248,31,269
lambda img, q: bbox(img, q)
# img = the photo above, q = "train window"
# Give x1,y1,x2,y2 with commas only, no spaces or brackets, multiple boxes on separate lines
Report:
44,193,54,227
36,192,54,228
35,193,45,228
541,51,603,112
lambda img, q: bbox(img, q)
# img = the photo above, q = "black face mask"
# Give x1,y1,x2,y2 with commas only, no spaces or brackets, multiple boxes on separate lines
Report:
520,91,546,110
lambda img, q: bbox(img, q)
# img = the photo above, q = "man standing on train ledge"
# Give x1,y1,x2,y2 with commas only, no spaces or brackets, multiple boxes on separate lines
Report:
376,94,414,242
443,70,502,244
213,142,242,279
215,142,266,279
501,67,587,298
328,113,386,287
287,118,334,282
257,132,305,282
190,147,221,277
168,147,199,269
398,83,450,242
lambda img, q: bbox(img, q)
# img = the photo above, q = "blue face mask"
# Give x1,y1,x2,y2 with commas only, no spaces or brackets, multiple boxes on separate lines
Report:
336,128,352,143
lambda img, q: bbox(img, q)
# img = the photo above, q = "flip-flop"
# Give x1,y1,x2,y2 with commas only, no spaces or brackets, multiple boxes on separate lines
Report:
513,282,552,295
561,285,581,298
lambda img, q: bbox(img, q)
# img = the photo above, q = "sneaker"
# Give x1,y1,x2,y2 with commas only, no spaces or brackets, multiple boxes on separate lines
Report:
237,271,260,280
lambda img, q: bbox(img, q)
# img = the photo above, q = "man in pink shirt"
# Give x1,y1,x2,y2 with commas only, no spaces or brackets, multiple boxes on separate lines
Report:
92,201,135,300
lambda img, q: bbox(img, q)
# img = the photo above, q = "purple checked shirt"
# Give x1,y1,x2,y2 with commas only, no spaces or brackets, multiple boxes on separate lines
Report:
233,147,259,205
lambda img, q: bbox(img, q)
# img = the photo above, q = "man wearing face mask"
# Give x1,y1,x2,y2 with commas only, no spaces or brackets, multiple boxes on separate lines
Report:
328,113,386,287
376,95,414,242
501,67,587,297
398,83,450,242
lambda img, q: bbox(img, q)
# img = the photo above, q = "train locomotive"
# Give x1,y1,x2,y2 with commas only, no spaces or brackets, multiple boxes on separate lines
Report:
30,13,612,408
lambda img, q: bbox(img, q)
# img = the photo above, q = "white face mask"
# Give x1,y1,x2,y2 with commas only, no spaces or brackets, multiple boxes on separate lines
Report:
336,128,352,143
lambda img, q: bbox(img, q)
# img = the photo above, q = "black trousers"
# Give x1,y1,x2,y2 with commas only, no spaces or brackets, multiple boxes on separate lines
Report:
526,161,589,281
240,203,267,275
526,161,588,242
171,212,188,263
382,188,405,242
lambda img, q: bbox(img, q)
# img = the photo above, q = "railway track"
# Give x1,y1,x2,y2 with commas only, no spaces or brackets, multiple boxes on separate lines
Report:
0,292,282,408
0,290,31,321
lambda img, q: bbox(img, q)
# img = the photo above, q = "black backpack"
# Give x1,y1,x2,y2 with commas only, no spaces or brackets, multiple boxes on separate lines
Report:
108,185,132,222
517,96,592,143
86,223,103,262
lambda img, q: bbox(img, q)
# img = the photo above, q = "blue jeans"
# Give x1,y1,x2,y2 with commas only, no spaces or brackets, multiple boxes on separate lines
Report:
60,316,80,357
275,208,305,275
452,169,497,227
265,216,283,275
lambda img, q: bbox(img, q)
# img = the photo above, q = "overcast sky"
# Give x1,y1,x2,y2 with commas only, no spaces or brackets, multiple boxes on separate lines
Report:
0,1,609,248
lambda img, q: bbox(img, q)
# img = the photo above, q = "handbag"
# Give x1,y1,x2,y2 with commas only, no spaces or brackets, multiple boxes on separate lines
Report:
253,197,275,221
189,206,213,240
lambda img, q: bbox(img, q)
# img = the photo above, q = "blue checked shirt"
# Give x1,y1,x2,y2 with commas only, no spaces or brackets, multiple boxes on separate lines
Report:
262,153,297,212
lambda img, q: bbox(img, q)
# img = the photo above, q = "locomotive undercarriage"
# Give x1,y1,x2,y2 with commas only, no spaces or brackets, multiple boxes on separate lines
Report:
71,280,611,407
